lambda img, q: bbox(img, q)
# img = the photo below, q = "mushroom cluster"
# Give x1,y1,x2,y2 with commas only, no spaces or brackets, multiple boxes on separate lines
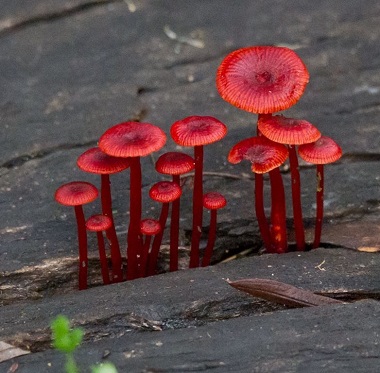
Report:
55,118,227,289
217,45,342,253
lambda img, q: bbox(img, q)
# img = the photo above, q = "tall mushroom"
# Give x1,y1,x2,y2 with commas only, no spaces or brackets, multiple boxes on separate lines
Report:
155,151,195,271
298,136,342,248
228,137,289,253
170,116,227,268
147,181,182,276
85,214,113,285
258,114,321,251
99,121,166,280
77,147,130,282
54,181,98,290
201,192,227,267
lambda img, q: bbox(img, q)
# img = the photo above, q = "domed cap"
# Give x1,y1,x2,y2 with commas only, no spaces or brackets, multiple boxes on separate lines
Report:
170,116,227,147
85,214,112,231
298,136,342,164
77,147,130,174
155,152,195,175
203,192,227,210
149,181,182,203
258,114,321,145
55,181,98,206
228,136,288,174
140,219,161,236
216,46,309,114
99,122,166,158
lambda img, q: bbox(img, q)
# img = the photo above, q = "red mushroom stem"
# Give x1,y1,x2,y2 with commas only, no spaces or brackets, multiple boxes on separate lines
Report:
313,164,324,249
201,207,217,267
127,156,142,280
94,229,111,285
100,174,123,282
189,145,204,268
170,174,181,271
74,205,88,290
288,145,305,251
254,173,274,252
147,203,170,276
269,168,288,253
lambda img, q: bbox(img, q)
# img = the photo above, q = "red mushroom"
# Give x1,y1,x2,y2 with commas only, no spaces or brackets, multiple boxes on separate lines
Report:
298,136,342,248
216,46,309,114
99,121,166,280
228,137,289,253
170,116,227,268
258,114,321,251
85,214,113,285
139,218,161,277
201,192,227,267
147,181,182,276
155,151,195,271
77,147,130,282
54,181,98,290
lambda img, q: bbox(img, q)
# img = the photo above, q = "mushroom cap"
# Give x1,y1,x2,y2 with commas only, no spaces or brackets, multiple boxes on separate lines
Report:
258,114,321,145
203,192,227,210
55,181,98,206
77,147,130,174
149,181,182,203
298,136,342,164
216,46,309,114
170,116,227,147
140,218,161,236
99,121,167,158
155,152,195,175
228,136,288,174
85,214,112,231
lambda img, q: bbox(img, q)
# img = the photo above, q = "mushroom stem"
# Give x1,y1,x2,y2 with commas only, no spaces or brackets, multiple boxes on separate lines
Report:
127,156,142,280
254,173,273,252
139,235,152,277
288,145,305,251
189,145,204,268
147,203,170,276
313,164,324,249
201,209,217,267
269,168,288,253
170,174,181,272
100,174,123,282
74,205,88,290
95,230,111,285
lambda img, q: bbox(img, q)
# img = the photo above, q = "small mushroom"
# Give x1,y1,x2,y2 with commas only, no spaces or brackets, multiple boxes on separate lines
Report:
228,137,289,253
147,181,182,276
55,181,98,290
298,136,342,248
139,218,161,277
85,214,113,285
77,147,130,282
99,121,166,280
201,192,227,267
216,46,309,114
170,116,227,268
258,114,321,251
155,151,195,271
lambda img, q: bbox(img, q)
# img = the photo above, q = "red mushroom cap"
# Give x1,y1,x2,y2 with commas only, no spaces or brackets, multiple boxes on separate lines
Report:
228,136,288,174
170,116,227,147
85,214,113,231
203,192,227,210
298,136,342,164
258,114,321,145
140,218,161,236
77,147,130,174
55,181,98,206
155,152,195,175
216,46,309,114
149,181,182,203
99,122,166,158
